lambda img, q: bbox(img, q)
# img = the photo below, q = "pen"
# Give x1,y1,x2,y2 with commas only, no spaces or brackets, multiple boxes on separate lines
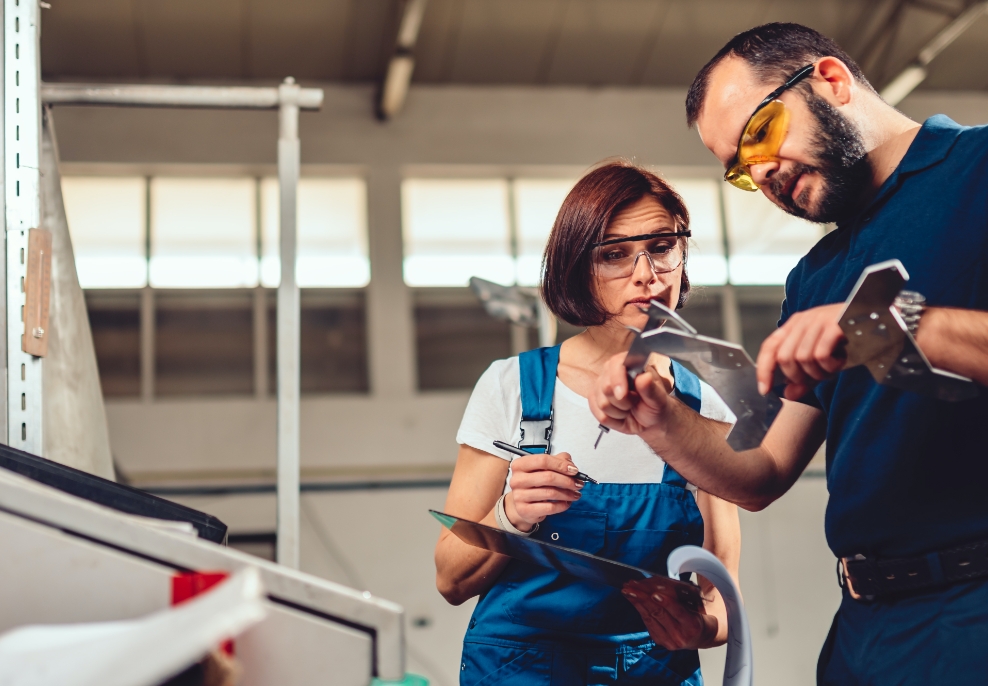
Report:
492,440,599,485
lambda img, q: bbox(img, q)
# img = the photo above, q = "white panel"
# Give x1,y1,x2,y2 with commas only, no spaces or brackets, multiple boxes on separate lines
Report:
62,177,147,288
723,189,824,286
513,178,576,286
402,178,512,286
0,511,173,632
260,177,369,288
149,177,257,288
669,179,727,285
237,602,372,686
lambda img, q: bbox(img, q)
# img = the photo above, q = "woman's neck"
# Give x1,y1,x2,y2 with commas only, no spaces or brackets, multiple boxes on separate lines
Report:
556,322,635,398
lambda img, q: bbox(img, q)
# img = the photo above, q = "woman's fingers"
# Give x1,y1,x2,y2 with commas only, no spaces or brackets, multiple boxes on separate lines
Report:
512,485,582,502
510,452,579,477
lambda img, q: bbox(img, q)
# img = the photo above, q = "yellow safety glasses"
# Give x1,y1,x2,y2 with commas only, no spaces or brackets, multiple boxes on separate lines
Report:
724,64,815,192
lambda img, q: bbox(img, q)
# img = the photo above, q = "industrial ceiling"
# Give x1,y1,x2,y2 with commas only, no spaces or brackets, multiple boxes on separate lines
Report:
40,0,988,91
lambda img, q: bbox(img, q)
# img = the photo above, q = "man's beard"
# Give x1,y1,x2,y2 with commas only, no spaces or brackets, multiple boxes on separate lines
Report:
768,90,871,224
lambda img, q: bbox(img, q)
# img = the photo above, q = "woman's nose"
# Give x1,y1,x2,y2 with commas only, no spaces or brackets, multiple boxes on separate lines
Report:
632,253,657,285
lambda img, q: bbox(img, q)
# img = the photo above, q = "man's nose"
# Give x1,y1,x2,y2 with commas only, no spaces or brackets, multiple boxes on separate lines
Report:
749,160,780,187
632,253,657,286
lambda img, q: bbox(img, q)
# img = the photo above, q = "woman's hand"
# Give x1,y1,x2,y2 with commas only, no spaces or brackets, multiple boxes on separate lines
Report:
504,452,584,531
621,577,720,650
590,353,677,437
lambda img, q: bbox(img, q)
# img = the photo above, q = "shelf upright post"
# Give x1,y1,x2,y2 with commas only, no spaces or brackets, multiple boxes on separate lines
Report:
276,77,301,569
5,0,41,452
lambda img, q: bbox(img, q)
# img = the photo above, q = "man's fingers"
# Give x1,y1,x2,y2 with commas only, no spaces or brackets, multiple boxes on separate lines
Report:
756,328,786,394
815,324,848,374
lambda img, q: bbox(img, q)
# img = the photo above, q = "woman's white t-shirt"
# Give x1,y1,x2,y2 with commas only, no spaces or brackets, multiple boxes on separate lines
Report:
456,356,736,491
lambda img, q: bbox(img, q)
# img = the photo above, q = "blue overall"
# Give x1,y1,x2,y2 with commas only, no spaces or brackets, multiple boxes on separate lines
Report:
460,346,706,685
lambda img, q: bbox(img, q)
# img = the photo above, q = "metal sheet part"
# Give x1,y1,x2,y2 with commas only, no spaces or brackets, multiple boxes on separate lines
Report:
431,510,701,609
638,327,782,451
838,260,978,402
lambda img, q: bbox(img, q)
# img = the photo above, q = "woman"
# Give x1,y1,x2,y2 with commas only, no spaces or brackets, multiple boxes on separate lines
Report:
435,161,740,685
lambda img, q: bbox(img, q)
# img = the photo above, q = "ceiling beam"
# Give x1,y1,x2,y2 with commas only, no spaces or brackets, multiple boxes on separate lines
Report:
376,0,429,120
881,0,988,105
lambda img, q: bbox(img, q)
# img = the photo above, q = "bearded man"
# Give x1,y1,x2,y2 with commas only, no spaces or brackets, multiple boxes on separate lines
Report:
591,22,988,685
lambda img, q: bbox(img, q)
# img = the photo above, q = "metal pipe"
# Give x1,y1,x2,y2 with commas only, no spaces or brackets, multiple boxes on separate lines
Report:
276,77,302,570
40,82,324,111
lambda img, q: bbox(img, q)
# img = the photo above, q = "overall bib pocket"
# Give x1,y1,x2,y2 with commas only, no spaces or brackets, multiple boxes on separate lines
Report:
503,510,609,632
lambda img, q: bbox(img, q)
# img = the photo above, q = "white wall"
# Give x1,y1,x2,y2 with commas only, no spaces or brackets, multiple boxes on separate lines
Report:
55,84,988,685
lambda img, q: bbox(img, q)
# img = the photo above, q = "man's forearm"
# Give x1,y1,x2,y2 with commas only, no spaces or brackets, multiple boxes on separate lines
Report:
641,398,825,511
916,307,988,386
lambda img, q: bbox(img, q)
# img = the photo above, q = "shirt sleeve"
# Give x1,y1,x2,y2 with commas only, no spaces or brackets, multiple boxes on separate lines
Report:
455,359,515,461
698,380,737,426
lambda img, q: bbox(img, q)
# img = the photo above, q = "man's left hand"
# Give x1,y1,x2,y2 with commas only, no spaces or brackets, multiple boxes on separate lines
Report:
756,303,846,400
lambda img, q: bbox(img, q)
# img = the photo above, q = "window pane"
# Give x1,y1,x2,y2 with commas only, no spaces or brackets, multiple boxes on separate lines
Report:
513,179,576,286
668,179,727,286
150,178,257,288
86,293,141,397
414,292,512,390
155,294,254,396
403,179,512,287
260,178,370,288
724,189,824,285
62,177,147,288
265,291,370,394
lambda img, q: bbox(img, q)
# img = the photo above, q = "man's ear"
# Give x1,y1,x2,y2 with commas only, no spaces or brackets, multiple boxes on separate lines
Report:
814,56,855,106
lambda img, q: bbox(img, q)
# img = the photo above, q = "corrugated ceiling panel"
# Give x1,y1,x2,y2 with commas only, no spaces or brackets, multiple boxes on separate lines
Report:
41,0,142,78
137,0,245,79
544,0,672,85
245,0,352,80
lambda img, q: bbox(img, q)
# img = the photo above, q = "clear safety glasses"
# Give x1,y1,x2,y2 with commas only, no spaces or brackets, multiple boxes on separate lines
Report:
724,63,815,192
591,231,690,280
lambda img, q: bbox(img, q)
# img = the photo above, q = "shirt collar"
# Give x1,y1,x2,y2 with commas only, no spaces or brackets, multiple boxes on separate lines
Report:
859,115,963,217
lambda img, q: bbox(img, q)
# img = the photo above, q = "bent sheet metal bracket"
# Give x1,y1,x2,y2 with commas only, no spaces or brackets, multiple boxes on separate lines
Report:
838,259,978,402
627,301,782,452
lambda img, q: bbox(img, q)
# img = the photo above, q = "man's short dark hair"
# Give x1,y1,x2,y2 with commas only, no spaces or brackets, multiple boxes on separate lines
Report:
686,22,875,128
541,161,691,327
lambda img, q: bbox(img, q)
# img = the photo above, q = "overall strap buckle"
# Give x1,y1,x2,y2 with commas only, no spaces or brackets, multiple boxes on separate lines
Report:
518,417,553,454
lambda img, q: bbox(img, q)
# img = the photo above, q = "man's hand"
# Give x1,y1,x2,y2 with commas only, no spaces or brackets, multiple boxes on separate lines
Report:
622,578,719,650
504,452,583,530
757,303,847,400
589,353,676,437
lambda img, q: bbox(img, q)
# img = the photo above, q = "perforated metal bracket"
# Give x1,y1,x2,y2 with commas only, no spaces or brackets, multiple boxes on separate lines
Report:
626,301,782,452
838,259,978,402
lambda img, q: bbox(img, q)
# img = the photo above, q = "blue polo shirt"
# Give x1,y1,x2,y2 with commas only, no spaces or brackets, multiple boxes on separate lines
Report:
780,115,988,559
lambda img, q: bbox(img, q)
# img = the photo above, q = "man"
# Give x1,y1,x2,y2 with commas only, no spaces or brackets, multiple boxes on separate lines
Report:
590,22,988,684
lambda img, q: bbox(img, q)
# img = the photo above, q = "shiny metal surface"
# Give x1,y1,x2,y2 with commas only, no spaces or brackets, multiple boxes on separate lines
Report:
638,326,783,451
838,259,978,402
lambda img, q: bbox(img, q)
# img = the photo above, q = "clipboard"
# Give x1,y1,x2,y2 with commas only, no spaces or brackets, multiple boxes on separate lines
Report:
430,510,702,607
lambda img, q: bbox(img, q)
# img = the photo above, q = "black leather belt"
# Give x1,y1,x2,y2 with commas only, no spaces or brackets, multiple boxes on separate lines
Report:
839,539,988,600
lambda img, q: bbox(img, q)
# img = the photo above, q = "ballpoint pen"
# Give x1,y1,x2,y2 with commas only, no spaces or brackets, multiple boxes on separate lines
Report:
492,440,599,484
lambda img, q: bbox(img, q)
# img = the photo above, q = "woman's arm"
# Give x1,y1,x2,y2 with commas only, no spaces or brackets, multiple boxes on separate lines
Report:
435,445,511,606
435,444,584,606
695,489,741,646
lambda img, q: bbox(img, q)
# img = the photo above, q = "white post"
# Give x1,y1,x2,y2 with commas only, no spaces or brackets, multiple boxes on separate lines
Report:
5,0,41,453
276,77,301,569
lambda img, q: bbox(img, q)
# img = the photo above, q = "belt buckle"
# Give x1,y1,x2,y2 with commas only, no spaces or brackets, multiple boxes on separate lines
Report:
839,555,874,602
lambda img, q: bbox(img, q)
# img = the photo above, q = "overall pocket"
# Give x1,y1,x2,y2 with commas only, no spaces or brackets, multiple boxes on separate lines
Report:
461,640,550,686
503,509,612,633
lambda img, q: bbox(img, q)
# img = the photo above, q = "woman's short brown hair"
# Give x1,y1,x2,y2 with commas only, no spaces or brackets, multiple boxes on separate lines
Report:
540,161,691,327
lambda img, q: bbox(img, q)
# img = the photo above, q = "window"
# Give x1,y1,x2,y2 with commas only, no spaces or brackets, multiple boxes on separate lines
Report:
723,189,824,285
260,178,370,288
62,177,147,289
513,179,575,286
668,179,727,286
86,292,141,397
149,178,258,288
403,179,513,287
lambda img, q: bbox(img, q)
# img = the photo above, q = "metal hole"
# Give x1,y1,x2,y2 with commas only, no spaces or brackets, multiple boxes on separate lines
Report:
21,423,26,441
959,561,971,567
885,574,895,580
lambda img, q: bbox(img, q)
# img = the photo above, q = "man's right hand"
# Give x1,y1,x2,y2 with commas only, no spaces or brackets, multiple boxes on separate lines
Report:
589,353,677,438
505,452,584,530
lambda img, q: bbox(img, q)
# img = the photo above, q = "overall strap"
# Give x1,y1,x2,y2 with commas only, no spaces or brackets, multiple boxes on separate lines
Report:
517,345,561,454
662,359,702,488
